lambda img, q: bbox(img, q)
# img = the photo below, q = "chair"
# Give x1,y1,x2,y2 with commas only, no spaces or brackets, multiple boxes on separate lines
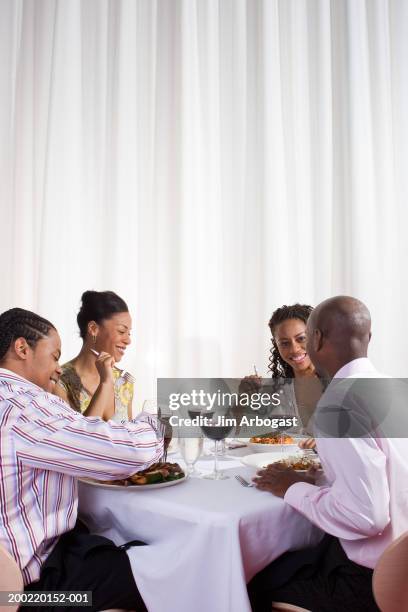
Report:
373,531,408,612
0,545,24,612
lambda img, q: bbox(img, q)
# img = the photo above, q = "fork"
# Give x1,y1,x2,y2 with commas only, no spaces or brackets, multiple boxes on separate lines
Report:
118,370,135,384
115,369,135,385
90,349,135,383
235,475,254,488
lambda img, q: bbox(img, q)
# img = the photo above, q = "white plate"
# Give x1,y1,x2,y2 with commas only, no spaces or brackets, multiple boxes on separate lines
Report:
241,451,302,469
248,442,300,454
80,475,188,491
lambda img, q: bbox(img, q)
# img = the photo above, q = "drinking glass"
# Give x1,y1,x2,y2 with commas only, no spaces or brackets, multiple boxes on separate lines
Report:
278,419,296,453
178,437,203,477
142,399,158,415
157,406,173,462
200,417,233,480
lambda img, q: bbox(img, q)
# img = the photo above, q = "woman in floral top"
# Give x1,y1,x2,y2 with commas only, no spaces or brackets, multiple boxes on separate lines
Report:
55,290,134,422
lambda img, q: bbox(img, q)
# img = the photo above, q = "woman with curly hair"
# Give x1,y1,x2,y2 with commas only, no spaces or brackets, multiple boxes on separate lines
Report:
242,304,320,444
268,303,321,443
268,303,314,378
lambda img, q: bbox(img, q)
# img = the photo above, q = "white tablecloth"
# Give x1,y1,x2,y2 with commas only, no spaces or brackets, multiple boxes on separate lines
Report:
78,449,322,612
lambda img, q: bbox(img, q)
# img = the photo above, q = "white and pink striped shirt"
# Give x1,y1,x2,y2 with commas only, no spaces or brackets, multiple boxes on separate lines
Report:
0,368,163,585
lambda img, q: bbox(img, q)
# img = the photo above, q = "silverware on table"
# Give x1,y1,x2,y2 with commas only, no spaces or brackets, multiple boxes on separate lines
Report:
226,442,247,450
235,475,254,488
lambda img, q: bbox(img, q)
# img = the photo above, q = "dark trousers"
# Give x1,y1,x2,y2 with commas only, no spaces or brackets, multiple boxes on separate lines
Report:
25,522,147,612
248,535,380,612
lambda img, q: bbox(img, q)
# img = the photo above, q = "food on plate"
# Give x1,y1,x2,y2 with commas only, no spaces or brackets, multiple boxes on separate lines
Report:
250,433,295,445
272,455,321,471
108,462,185,486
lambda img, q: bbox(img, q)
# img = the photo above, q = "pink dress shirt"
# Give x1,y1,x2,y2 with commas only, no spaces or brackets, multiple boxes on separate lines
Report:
284,358,408,568
0,368,163,585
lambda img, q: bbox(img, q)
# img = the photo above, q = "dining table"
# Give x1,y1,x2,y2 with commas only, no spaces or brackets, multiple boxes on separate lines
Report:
78,444,323,612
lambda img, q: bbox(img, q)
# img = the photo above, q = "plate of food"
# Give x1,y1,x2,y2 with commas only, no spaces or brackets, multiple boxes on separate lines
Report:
248,433,300,454
272,455,322,473
80,462,187,490
241,452,321,472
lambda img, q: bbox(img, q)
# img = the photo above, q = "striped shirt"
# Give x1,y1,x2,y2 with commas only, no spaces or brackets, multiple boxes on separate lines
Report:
0,368,163,585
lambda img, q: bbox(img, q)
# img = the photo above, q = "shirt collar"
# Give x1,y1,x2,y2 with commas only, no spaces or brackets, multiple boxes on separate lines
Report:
333,358,377,379
0,367,40,388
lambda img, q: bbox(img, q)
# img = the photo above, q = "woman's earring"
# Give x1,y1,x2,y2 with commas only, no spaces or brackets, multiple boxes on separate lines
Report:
92,335,97,344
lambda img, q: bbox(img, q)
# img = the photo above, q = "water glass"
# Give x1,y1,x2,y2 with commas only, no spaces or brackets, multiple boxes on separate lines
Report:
178,437,203,477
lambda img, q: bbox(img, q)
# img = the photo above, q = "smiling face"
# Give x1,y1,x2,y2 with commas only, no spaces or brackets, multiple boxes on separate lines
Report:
23,328,62,390
273,318,313,375
92,311,132,362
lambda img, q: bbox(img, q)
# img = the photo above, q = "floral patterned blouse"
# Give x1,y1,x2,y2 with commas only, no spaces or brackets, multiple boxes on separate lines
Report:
58,362,134,423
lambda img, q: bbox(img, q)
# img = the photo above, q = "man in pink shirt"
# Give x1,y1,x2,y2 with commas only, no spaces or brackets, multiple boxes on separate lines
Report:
249,296,408,611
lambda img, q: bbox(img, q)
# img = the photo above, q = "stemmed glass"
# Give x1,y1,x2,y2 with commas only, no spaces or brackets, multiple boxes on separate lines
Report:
278,420,296,453
142,401,173,461
200,416,233,480
157,405,173,462
178,437,204,477
142,399,158,415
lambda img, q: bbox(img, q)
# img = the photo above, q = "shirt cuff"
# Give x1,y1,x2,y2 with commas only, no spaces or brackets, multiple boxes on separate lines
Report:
130,413,163,441
284,481,319,509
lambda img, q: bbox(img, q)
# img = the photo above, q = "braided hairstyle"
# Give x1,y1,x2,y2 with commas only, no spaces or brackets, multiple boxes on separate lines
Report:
77,290,128,339
268,304,313,378
0,308,56,361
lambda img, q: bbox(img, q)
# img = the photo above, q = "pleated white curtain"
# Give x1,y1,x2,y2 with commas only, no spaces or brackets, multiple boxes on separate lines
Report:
1,0,408,407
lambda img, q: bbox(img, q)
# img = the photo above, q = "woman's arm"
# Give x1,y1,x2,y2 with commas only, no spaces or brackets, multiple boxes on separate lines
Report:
83,353,115,420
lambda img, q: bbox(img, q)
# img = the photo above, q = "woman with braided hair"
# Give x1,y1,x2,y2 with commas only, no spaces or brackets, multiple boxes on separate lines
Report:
0,307,162,611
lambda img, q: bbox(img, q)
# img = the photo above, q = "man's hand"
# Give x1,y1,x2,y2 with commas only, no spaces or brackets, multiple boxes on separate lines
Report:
253,463,318,497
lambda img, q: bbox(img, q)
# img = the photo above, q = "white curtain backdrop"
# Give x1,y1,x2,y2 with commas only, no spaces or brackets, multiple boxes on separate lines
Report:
1,0,408,407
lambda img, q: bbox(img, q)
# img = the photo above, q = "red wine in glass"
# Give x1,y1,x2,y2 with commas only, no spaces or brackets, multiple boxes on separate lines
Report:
200,424,233,441
200,418,233,480
188,409,215,421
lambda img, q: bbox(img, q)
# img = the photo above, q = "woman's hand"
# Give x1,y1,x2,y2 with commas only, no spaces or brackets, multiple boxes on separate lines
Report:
84,352,115,420
298,437,316,450
94,352,115,385
238,375,262,395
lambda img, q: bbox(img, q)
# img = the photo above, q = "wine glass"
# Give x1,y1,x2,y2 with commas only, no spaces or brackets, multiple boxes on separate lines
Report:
142,399,158,415
141,400,173,459
178,437,203,477
277,419,296,453
200,416,233,480
157,405,173,462
187,408,214,454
